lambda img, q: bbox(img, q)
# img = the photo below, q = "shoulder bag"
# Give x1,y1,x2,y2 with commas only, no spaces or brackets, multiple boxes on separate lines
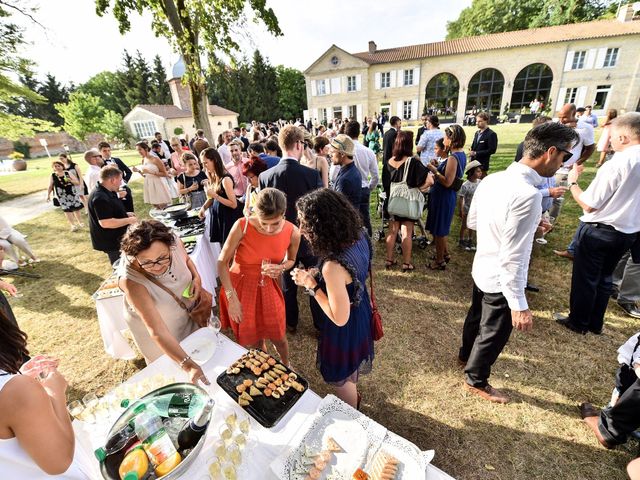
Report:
387,157,424,220
446,155,464,192
130,261,213,328
368,267,383,341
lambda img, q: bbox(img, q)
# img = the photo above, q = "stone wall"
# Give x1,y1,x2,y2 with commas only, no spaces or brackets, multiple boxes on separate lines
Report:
0,131,106,159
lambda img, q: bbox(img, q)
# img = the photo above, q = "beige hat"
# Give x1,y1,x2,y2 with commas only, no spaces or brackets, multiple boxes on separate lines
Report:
465,159,482,174
330,134,355,157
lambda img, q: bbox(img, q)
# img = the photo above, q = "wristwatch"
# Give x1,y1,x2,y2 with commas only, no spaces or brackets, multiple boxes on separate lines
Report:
306,284,321,297
568,182,578,190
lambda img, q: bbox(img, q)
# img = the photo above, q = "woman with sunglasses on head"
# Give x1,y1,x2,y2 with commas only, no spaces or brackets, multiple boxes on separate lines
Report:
218,188,300,367
426,124,467,270
0,309,89,478
176,153,207,209
118,220,210,385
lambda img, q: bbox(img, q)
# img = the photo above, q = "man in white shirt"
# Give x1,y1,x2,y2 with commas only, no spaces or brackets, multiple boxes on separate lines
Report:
459,122,578,403
346,121,379,236
218,130,233,165
83,148,104,193
554,113,640,335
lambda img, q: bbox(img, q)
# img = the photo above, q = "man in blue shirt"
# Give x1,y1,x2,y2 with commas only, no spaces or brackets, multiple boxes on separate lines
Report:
330,135,362,209
583,105,599,128
249,142,280,169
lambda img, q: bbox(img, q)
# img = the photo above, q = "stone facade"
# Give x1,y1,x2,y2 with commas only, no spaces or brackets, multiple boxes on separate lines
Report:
0,131,105,159
304,18,640,124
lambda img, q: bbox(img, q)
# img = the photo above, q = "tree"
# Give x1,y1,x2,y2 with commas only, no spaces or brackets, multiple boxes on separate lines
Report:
131,50,152,106
119,50,139,111
96,0,282,142
100,109,128,144
79,71,126,115
251,50,278,121
0,1,57,139
150,54,171,104
37,73,69,126
275,65,306,120
55,91,106,141
446,0,611,39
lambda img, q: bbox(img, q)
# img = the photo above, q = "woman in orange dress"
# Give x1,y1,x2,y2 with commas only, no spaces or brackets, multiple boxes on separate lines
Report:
217,188,300,366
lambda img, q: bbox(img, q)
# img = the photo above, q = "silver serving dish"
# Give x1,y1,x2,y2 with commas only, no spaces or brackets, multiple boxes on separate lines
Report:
100,382,213,480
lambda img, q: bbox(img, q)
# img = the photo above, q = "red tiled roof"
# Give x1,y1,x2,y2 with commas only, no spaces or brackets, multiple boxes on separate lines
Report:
352,19,640,65
135,104,238,118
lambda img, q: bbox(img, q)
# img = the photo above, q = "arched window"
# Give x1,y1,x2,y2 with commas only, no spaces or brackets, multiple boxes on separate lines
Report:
424,73,459,122
510,63,553,111
466,68,504,117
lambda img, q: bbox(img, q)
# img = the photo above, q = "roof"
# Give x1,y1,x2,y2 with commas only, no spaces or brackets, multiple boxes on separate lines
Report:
351,19,640,65
134,104,238,118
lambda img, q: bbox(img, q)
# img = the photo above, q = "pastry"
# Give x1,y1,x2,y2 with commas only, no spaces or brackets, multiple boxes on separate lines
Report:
240,391,253,402
242,379,253,387
249,386,262,396
235,384,246,393
325,437,342,453
271,391,281,399
238,397,250,407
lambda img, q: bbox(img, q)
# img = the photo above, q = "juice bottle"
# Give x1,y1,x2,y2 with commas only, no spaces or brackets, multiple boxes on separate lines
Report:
118,441,149,480
134,410,182,477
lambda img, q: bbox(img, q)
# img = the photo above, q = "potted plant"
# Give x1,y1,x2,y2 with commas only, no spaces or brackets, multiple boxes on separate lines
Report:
8,151,27,171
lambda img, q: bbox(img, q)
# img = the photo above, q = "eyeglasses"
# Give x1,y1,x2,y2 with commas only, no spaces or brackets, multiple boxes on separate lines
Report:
556,147,574,163
136,253,171,270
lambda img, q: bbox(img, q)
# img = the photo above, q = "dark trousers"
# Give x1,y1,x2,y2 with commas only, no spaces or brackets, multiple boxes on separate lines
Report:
106,250,121,266
282,253,320,329
599,365,640,445
359,187,372,237
568,223,637,332
459,283,513,388
122,185,134,212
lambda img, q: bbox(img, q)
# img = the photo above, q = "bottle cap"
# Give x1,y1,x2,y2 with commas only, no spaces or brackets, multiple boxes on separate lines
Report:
120,398,130,408
94,447,106,463
123,472,139,480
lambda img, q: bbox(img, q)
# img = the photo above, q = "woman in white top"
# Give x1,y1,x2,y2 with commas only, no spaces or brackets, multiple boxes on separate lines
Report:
0,310,88,478
300,134,329,188
132,141,172,209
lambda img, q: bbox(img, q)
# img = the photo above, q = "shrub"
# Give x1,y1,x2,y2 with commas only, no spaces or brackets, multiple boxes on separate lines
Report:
13,141,30,159
8,151,25,160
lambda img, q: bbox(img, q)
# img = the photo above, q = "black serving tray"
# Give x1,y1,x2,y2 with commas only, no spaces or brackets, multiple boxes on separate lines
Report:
216,351,308,428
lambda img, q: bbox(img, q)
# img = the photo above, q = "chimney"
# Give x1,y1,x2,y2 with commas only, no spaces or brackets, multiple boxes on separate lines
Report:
617,2,640,22
368,41,377,54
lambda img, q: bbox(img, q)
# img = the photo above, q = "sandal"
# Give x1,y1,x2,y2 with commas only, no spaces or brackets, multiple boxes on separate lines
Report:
427,261,447,271
401,263,415,272
385,259,398,270
430,254,451,263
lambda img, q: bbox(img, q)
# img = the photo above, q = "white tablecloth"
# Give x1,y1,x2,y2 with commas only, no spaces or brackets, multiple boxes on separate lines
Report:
74,328,455,480
94,233,221,360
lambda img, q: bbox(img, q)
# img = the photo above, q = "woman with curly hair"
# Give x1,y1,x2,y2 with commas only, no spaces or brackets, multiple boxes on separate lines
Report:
426,124,467,270
291,189,374,409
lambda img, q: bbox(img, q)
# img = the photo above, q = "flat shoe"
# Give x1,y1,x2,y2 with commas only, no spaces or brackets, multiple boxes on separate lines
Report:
463,382,510,404
401,263,415,272
427,261,446,271
583,415,614,449
579,402,600,419
384,259,398,270
553,249,574,260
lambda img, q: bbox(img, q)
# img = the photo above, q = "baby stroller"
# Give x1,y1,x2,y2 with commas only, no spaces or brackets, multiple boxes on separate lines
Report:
373,186,430,252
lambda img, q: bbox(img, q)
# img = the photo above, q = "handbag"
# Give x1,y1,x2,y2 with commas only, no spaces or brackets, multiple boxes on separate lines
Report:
52,197,60,207
387,157,424,220
450,176,464,192
368,267,384,341
130,261,213,328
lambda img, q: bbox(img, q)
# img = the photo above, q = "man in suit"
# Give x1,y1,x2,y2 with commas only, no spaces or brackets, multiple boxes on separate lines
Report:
259,125,323,333
416,115,428,146
470,111,498,173
98,141,134,212
381,115,402,202
154,132,173,156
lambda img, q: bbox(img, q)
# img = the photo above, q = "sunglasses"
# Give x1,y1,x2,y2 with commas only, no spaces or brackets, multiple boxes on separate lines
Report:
556,147,573,163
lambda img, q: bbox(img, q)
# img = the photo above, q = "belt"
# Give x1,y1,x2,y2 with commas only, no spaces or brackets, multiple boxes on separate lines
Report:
586,222,617,232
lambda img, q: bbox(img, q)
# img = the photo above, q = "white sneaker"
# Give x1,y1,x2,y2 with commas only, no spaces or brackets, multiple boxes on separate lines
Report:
71,225,78,232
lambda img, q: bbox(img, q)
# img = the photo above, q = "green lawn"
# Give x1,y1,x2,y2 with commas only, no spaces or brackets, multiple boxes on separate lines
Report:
4,124,635,480
0,150,141,202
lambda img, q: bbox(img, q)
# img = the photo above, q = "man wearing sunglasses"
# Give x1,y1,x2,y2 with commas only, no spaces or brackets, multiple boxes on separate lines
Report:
554,113,640,336
458,122,578,404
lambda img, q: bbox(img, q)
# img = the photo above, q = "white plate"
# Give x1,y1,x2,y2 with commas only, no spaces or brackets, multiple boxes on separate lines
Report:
367,431,433,480
182,333,217,366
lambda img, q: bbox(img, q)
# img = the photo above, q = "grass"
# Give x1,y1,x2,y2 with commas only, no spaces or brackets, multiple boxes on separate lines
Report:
0,150,141,202
4,123,636,480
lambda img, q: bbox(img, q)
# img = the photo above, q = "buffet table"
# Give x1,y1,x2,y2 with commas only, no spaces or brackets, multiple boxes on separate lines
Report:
74,328,455,479
93,215,221,360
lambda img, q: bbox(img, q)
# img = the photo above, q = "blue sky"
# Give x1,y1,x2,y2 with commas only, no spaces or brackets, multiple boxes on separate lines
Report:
16,0,471,84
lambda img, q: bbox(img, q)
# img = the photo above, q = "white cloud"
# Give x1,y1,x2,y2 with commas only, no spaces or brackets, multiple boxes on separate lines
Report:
16,0,471,84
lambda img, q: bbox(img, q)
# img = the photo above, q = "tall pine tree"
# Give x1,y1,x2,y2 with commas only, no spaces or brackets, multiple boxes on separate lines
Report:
131,51,152,105
38,74,69,126
250,50,278,121
120,50,139,110
150,55,171,104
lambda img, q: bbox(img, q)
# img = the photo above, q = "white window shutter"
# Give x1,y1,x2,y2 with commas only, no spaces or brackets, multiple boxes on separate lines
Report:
413,67,420,86
556,88,567,110
396,100,403,116
375,72,381,90
341,76,347,93
595,48,607,69
327,107,333,120
585,49,597,69
311,80,317,96
412,98,419,119
356,74,362,91
564,51,575,72
390,72,396,88
356,104,363,122
398,70,404,86
576,86,588,107
342,105,348,119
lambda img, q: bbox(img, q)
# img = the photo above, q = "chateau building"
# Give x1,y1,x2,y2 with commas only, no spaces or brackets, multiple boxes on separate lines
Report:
304,5,640,124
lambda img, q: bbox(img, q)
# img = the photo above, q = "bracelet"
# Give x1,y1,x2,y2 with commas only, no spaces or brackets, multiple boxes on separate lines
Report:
224,289,236,300
179,355,191,368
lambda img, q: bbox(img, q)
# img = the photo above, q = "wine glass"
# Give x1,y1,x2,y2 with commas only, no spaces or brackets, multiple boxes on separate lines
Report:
209,308,221,345
258,259,271,287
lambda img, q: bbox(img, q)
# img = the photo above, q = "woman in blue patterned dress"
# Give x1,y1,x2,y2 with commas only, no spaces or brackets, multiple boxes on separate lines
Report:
291,189,374,409
426,124,467,270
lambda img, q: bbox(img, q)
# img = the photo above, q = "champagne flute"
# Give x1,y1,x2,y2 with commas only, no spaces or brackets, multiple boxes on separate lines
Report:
259,259,271,287
209,308,221,346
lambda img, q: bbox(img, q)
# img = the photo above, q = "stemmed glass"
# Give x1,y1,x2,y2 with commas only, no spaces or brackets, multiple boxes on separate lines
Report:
209,308,221,346
258,259,271,287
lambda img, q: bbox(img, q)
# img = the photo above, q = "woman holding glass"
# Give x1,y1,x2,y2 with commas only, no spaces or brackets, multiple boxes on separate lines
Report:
217,188,300,367
176,153,207,209
118,220,210,384
0,309,89,478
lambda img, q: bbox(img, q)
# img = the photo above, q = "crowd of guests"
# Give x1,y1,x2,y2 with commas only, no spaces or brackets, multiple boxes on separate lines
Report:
2,102,640,478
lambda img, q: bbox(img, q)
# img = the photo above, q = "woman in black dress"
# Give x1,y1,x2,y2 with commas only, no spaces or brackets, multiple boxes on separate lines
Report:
198,148,242,245
59,153,87,211
46,161,84,231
